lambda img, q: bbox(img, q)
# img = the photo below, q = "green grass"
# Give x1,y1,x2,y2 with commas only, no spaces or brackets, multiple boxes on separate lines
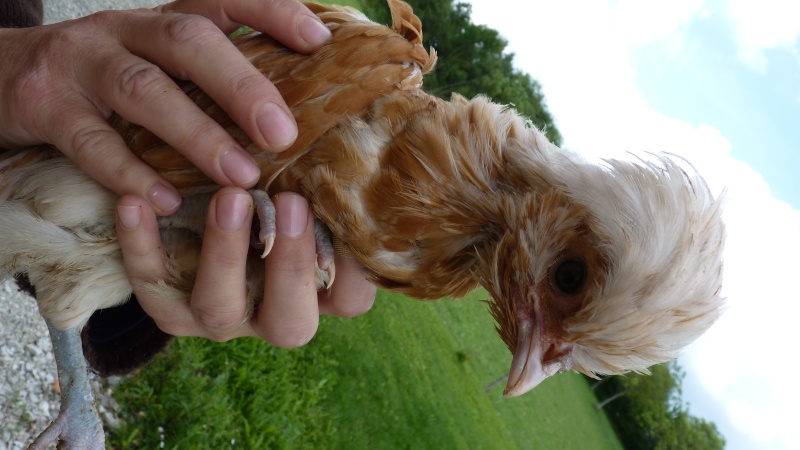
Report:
316,291,622,449
107,291,621,449
334,0,363,7
107,334,338,449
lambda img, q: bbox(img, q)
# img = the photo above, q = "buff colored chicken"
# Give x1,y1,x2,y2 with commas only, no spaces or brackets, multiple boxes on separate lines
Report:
0,0,725,448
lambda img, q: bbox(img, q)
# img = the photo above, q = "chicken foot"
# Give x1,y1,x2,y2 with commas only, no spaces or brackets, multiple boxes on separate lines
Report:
159,189,336,290
250,190,335,289
29,322,105,450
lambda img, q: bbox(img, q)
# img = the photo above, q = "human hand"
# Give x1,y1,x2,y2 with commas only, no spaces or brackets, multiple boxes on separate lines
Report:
116,189,377,345
0,0,331,214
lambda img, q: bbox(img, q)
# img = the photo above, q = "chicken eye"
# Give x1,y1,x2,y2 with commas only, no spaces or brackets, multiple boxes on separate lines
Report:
551,258,586,294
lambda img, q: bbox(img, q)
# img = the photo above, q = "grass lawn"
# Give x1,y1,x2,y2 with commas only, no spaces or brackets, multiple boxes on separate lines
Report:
315,291,622,449
107,290,621,449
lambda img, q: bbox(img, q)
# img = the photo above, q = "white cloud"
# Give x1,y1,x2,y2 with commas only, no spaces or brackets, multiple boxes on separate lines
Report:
466,1,800,449
610,0,708,46
687,163,800,449
723,0,800,71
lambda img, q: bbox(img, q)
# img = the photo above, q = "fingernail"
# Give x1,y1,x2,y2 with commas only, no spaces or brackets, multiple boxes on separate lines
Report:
117,205,141,230
220,147,260,186
298,15,331,47
147,181,182,214
275,193,309,238
257,103,298,150
216,193,252,233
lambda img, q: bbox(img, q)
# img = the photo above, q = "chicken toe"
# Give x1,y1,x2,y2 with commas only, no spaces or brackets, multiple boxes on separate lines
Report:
250,189,276,258
314,219,336,289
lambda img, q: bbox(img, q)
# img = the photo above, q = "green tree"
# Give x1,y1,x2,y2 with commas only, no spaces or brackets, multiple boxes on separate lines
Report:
360,0,563,145
594,361,725,449
657,411,726,450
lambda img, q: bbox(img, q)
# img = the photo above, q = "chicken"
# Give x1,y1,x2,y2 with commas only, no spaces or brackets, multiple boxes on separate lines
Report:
0,0,725,447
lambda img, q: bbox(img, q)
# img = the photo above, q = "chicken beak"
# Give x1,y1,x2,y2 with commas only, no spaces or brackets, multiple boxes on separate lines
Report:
503,320,573,397
503,324,549,397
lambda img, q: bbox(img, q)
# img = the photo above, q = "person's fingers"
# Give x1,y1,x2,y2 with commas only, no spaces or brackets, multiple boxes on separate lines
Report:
116,196,166,280
76,11,293,196
189,187,256,340
318,254,376,318
86,50,264,188
116,195,196,334
255,193,320,347
49,105,183,215
115,11,297,152
159,0,331,51
117,189,375,343
220,0,332,51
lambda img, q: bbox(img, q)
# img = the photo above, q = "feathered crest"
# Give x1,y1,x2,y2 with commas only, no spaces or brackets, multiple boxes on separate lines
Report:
554,155,726,376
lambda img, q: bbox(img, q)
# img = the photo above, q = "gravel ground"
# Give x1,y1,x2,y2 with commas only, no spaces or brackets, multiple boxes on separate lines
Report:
0,278,61,449
2,2,159,448
0,278,123,450
43,0,161,23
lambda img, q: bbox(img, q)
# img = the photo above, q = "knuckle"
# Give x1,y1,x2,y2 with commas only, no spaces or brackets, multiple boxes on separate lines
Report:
67,123,147,190
107,157,144,186
110,60,169,104
222,73,279,127
161,14,218,48
266,0,299,14
86,9,127,26
228,72,271,106
192,304,246,336
69,122,118,162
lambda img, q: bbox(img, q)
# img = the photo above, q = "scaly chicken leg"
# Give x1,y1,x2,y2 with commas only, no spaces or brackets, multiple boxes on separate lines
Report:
29,322,105,449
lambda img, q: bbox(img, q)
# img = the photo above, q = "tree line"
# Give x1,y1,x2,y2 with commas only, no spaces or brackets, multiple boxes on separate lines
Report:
360,0,563,146
592,361,725,449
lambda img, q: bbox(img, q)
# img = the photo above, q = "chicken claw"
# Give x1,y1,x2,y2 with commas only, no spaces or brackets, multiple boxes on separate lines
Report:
314,219,336,289
249,190,336,290
249,189,276,258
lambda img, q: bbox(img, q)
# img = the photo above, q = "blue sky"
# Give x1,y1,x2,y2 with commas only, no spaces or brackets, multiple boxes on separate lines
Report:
630,9,800,209
466,1,800,449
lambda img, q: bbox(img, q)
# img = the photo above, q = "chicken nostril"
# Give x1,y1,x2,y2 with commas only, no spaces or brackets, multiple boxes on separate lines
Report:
542,340,573,364
542,343,560,363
